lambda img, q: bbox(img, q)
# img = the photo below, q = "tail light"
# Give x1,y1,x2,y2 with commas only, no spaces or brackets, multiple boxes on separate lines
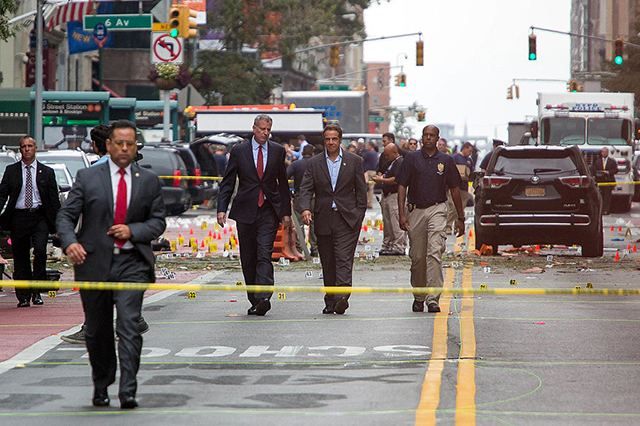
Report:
482,176,512,189
559,175,591,188
173,169,181,187
616,158,629,173
194,167,202,186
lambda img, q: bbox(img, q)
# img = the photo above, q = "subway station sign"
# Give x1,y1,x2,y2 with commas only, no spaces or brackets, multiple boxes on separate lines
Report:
42,102,103,126
135,109,164,127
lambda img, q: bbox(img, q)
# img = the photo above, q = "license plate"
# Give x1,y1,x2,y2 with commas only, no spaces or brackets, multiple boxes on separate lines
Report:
525,187,545,197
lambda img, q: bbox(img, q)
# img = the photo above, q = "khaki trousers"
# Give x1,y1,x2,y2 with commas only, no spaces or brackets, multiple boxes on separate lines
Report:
445,191,456,234
365,171,377,208
407,202,447,303
381,193,406,252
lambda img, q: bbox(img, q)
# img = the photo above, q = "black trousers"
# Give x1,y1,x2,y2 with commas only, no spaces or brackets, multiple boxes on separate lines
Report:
80,250,150,398
11,210,49,302
599,186,613,213
236,204,278,306
316,210,360,307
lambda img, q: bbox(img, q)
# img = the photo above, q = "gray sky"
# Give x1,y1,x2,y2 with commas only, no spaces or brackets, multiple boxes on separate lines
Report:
363,0,571,141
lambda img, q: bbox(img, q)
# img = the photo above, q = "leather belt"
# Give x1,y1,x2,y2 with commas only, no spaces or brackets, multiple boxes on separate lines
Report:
15,207,42,213
113,247,136,255
409,201,444,210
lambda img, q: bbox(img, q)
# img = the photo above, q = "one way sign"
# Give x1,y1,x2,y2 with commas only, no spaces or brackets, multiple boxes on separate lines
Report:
151,33,184,64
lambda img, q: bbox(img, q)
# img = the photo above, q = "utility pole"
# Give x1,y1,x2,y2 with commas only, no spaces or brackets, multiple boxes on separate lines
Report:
34,0,44,148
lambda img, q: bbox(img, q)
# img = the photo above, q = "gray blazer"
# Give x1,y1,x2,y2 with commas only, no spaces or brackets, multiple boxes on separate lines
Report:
56,162,166,282
298,151,367,235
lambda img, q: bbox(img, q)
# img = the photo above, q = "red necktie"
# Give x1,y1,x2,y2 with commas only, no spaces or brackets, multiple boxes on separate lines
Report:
114,168,127,247
257,145,264,207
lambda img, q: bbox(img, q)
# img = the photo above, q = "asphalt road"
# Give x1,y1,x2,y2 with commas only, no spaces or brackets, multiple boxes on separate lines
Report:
1,205,640,425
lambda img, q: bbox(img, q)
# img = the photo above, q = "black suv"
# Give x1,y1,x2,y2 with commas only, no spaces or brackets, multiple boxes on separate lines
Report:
137,146,191,216
474,145,603,257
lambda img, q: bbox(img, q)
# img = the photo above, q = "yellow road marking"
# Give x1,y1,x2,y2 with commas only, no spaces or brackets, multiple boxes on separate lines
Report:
415,268,454,425
456,264,476,425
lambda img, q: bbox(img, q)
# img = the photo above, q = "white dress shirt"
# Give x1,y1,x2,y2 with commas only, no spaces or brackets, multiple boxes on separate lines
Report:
16,161,42,209
108,158,134,249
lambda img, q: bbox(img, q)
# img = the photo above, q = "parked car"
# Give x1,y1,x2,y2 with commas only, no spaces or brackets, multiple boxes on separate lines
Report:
0,149,19,180
189,133,244,177
137,146,191,216
474,145,603,257
48,163,74,204
632,155,640,202
149,142,216,206
36,149,90,181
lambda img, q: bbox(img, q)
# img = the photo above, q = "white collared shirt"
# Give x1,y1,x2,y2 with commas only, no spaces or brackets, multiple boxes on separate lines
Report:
108,158,133,249
16,161,42,209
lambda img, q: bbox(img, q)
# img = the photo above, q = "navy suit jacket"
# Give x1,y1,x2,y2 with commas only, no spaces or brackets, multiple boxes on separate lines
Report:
217,140,291,223
0,161,60,233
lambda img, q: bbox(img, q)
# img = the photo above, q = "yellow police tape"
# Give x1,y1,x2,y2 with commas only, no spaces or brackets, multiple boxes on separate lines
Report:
8,280,640,296
157,175,640,188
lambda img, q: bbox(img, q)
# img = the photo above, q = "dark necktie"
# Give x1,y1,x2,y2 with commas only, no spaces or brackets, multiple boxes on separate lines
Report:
114,168,127,247
257,145,264,207
24,165,33,209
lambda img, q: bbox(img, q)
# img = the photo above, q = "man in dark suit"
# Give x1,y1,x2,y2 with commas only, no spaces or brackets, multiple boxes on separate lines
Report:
57,120,166,409
288,144,318,257
591,146,618,215
0,135,60,307
217,114,291,316
298,124,367,314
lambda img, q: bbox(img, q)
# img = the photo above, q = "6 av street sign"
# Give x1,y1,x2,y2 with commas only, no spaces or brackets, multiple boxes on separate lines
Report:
83,14,152,31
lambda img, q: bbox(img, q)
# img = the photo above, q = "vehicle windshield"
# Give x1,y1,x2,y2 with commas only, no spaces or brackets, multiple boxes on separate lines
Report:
492,155,578,176
541,117,585,146
587,118,631,146
39,157,86,179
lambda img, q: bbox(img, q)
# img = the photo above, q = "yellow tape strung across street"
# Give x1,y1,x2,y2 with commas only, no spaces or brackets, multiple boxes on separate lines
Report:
8,280,640,296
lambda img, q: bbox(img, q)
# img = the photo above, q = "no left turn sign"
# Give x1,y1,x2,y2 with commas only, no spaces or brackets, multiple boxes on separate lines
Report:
151,33,184,64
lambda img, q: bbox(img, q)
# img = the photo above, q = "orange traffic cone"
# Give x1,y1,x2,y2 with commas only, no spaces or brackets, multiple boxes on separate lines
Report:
468,228,474,238
610,226,615,232
271,224,303,261
633,244,638,253
618,226,623,233
189,228,194,235
614,251,620,262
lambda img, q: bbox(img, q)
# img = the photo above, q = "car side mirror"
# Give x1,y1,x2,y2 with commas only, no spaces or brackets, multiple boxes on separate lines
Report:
530,121,538,140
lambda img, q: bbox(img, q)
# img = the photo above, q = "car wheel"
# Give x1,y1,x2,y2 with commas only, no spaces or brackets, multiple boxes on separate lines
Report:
634,186,640,202
582,219,603,258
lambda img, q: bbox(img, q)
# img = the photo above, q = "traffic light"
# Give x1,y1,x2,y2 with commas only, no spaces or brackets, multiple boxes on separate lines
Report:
507,86,513,100
416,40,424,66
329,45,340,68
614,38,624,65
168,4,198,39
514,84,520,99
394,73,406,87
528,34,537,60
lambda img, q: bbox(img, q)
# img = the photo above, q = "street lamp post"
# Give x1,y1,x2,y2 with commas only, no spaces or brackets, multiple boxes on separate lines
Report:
34,0,44,148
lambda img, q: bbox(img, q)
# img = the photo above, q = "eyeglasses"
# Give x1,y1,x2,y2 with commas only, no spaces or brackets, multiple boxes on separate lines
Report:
408,142,417,145
111,140,136,148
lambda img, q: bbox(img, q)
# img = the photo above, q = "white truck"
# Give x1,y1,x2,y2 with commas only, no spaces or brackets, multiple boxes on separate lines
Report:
535,92,636,212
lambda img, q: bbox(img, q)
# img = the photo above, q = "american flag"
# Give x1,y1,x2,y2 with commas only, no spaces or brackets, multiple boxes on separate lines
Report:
46,1,94,31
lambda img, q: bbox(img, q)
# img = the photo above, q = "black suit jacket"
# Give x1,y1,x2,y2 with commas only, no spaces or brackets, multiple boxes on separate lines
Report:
56,162,166,282
298,151,367,235
217,140,291,223
591,156,618,183
0,160,60,232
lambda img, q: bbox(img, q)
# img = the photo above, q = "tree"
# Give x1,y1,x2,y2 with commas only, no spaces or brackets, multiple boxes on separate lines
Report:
196,50,277,105
601,21,640,113
0,0,19,41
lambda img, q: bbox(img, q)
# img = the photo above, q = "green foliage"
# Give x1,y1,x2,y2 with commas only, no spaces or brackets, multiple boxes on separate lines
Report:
0,0,19,41
196,50,277,105
601,22,640,113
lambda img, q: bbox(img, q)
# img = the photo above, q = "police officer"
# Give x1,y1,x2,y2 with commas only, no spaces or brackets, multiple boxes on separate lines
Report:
397,125,465,313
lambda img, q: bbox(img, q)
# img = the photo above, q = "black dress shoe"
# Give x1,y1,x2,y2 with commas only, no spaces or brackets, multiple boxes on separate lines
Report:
32,293,43,306
334,298,349,315
412,300,424,312
17,299,30,308
119,395,138,409
254,299,271,316
247,305,258,315
92,389,110,407
322,306,334,314
138,317,150,334
427,301,441,313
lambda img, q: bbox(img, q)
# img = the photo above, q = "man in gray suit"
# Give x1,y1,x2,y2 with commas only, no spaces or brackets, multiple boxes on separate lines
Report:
57,120,166,409
298,124,367,314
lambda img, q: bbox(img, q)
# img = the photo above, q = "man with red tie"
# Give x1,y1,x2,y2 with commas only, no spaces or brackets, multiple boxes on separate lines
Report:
217,114,291,316
57,120,166,409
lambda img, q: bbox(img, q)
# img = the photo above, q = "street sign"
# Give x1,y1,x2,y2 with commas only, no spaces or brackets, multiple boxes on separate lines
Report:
369,115,384,123
151,33,184,64
152,23,170,32
319,84,350,91
83,14,152,31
